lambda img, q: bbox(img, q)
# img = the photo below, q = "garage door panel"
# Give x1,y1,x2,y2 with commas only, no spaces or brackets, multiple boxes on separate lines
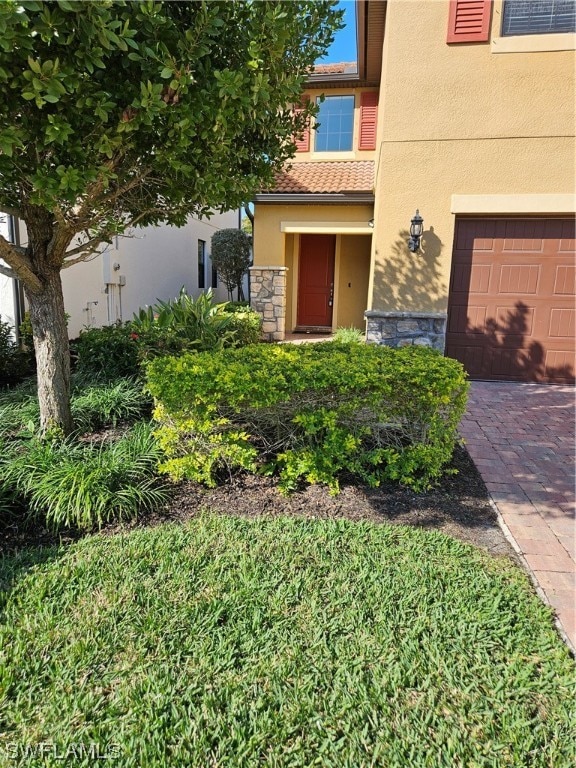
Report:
499,264,540,294
446,218,575,384
493,305,534,342
554,265,576,295
546,350,575,377
549,308,575,339
448,304,487,334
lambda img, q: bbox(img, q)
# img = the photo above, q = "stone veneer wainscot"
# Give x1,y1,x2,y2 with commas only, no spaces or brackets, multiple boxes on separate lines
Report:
365,310,447,351
249,266,288,342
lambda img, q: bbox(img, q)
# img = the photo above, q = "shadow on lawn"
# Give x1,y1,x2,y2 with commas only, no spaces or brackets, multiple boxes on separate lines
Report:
0,542,72,613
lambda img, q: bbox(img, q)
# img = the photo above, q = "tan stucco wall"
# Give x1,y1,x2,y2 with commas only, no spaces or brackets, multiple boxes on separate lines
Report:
336,235,371,329
253,203,373,268
370,0,576,313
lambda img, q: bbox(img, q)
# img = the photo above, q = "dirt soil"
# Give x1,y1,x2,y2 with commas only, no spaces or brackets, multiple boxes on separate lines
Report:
1,446,516,559
132,445,516,559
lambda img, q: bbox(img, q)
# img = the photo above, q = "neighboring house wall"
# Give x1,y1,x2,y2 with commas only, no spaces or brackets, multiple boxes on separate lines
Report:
1,211,240,339
61,211,239,337
0,213,18,334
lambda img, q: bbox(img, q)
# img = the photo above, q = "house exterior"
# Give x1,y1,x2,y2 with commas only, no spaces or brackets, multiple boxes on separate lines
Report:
251,0,575,384
0,211,240,339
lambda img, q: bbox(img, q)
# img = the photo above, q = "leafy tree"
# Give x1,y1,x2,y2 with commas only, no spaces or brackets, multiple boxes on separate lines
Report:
211,229,251,301
0,0,341,432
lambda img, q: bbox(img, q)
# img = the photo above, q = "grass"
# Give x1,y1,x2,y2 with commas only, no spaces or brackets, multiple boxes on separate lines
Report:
0,515,573,767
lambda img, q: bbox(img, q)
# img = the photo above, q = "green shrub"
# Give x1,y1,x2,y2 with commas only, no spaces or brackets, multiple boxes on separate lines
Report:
147,343,469,493
0,422,169,530
211,229,251,301
73,323,140,379
0,315,34,387
225,306,262,347
333,326,365,344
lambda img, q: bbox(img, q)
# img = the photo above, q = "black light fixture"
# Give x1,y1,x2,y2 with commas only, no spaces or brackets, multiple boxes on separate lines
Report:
408,209,423,252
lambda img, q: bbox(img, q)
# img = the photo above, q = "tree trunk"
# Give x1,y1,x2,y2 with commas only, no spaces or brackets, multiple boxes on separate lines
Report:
25,268,73,434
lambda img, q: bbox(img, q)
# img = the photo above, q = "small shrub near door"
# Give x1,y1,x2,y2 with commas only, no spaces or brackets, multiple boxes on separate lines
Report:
148,343,469,493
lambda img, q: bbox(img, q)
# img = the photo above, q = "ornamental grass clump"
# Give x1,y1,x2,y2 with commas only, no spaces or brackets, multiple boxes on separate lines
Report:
147,343,469,493
0,422,169,530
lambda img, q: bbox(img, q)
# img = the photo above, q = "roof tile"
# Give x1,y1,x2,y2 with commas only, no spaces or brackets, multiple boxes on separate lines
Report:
264,161,374,195
312,61,357,75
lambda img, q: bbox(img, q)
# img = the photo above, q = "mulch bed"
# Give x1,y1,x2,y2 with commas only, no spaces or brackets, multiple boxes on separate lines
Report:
1,445,516,559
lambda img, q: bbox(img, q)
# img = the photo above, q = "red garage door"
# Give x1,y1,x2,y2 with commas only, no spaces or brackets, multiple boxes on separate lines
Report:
446,218,575,384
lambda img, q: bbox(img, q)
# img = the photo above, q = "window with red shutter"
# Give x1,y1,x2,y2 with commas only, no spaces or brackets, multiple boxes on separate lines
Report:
358,92,378,151
293,95,310,153
447,0,492,43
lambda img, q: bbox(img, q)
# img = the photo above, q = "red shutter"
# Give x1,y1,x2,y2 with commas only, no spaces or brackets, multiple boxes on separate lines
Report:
358,92,378,151
293,95,310,153
447,0,492,43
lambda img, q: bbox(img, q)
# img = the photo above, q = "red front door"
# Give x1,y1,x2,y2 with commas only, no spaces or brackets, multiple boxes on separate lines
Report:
297,234,335,328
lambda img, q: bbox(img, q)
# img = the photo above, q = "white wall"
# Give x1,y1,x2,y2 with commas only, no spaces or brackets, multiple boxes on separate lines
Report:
0,213,17,334
61,211,240,337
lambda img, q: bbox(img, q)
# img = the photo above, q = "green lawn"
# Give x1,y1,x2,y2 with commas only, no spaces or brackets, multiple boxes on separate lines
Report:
0,515,574,767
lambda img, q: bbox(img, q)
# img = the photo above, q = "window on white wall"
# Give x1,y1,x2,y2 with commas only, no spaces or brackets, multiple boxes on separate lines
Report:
211,262,218,289
197,239,206,289
502,0,576,35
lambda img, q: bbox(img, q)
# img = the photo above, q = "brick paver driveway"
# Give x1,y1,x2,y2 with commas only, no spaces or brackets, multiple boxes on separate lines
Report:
460,382,575,650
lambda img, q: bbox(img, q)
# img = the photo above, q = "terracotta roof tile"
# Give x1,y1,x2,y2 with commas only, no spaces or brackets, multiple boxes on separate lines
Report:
265,161,374,195
312,61,357,75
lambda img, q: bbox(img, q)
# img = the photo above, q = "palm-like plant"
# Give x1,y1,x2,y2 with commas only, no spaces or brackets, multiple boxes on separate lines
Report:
132,288,234,351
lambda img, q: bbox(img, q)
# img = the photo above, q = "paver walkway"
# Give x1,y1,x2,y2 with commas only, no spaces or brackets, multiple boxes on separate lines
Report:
460,382,575,650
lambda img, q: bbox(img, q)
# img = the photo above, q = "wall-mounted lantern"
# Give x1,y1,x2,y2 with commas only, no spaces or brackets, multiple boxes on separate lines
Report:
368,218,374,228
408,210,423,252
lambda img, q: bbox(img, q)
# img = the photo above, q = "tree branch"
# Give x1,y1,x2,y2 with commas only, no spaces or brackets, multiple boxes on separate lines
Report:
0,262,17,280
0,234,42,292
63,237,107,259
61,249,105,270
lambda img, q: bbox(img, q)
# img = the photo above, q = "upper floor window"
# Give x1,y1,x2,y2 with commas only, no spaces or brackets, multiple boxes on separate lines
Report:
315,95,354,152
502,0,576,35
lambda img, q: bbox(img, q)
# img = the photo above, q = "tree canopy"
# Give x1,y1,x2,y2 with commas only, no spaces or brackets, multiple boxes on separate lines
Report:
0,0,341,430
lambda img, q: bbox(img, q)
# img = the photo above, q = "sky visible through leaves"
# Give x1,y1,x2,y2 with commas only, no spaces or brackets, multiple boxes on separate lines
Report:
318,0,357,63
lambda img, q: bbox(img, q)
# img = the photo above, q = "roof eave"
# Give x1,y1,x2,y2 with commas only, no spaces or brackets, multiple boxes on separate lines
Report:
253,192,374,204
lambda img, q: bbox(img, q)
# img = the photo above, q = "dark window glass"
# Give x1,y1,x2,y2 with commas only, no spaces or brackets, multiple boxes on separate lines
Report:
315,95,355,152
211,262,218,289
502,0,576,35
197,239,205,289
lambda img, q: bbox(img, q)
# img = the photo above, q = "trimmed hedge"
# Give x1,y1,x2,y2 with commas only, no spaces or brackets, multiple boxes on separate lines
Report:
147,343,469,493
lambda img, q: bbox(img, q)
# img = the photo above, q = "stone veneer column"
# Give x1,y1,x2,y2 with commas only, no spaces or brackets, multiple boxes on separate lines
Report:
364,310,447,351
249,266,288,342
